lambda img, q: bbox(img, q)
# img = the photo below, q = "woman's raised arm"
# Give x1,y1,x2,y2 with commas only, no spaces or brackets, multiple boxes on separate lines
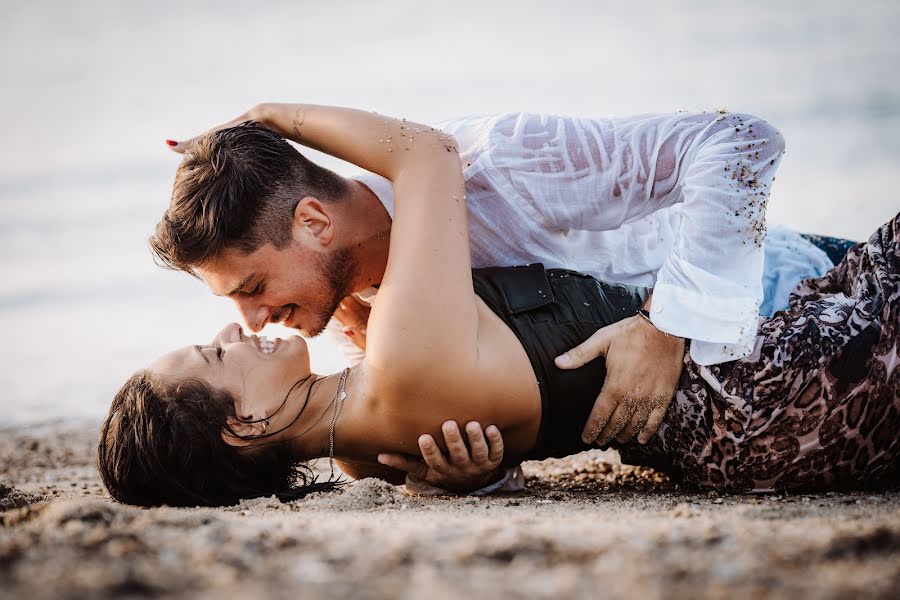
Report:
171,103,479,393
172,102,458,184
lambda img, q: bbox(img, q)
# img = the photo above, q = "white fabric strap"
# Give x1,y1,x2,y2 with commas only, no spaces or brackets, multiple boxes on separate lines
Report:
404,466,525,496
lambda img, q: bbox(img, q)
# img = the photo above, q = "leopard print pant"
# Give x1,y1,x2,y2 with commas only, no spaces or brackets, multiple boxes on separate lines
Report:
619,212,900,492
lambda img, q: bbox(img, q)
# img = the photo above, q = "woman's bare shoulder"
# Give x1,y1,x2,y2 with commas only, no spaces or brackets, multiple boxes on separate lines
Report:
360,297,542,458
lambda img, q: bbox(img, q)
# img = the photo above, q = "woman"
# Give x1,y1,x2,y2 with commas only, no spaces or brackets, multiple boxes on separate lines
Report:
99,106,899,506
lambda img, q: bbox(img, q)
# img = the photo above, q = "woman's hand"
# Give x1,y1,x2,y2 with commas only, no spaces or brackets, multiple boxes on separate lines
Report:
377,421,505,492
165,105,267,154
333,295,370,352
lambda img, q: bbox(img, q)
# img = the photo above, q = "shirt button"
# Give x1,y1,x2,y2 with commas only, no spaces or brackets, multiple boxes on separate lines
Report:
653,303,663,314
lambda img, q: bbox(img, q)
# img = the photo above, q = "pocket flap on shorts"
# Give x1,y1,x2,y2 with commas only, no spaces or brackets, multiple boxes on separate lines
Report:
479,263,555,315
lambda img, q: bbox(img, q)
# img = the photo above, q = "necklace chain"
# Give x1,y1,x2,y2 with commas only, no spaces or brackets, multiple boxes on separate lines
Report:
327,368,350,480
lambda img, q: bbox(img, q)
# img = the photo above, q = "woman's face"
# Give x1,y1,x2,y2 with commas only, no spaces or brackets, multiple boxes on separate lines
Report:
148,323,311,428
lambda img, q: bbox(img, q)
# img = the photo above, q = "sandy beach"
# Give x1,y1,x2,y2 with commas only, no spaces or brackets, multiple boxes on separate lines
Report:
2,422,898,599
2,2,898,598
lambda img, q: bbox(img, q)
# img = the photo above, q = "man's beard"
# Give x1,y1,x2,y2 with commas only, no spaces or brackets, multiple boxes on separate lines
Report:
304,246,357,337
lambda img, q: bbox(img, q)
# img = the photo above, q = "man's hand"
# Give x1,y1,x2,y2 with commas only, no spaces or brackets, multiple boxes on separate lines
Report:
333,295,370,352
377,421,504,492
555,304,684,446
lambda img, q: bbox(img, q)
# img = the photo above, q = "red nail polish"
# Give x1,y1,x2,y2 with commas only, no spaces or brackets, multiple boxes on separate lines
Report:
165,140,177,147
344,329,354,337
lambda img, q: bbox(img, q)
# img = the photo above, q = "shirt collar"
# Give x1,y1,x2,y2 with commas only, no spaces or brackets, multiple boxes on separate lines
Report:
351,172,395,219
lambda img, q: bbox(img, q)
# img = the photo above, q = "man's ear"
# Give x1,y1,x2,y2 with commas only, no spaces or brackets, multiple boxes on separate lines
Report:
292,197,335,247
221,416,267,447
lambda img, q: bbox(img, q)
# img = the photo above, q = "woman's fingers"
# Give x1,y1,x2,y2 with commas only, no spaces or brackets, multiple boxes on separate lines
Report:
418,434,450,473
165,113,254,155
441,421,472,466
334,295,368,328
465,422,490,465
334,295,371,350
165,135,207,154
638,406,667,445
341,295,371,326
165,139,188,154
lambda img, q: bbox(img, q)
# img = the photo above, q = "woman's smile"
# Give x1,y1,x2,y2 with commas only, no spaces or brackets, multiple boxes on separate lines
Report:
213,323,293,357
256,335,280,355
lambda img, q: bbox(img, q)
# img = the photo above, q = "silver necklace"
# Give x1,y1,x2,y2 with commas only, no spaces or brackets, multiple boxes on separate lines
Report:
327,368,350,480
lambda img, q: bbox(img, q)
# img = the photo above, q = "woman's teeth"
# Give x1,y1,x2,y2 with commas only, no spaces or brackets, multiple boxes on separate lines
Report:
257,335,276,355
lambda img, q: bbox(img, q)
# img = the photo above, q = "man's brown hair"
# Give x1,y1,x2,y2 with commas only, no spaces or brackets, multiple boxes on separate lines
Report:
150,122,348,273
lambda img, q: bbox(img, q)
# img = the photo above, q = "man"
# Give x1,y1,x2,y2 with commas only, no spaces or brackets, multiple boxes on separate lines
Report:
157,103,834,493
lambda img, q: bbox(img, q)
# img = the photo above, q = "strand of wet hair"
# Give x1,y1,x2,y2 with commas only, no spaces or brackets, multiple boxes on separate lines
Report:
231,371,350,501
230,375,317,442
233,373,314,426
238,373,341,449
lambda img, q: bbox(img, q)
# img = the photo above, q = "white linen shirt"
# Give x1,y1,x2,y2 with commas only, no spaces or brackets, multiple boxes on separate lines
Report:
348,111,786,365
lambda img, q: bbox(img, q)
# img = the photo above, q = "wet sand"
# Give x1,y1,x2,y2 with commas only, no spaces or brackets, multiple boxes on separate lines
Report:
2,422,899,599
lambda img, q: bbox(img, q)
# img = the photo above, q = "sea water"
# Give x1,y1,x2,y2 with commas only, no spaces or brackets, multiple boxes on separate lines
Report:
1,0,898,425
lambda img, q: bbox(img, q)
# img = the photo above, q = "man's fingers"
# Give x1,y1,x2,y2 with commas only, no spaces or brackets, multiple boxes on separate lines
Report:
441,421,471,466
485,425,504,464
377,453,428,479
581,391,618,443
596,402,633,448
555,325,613,370
417,434,450,473
465,422,491,465
615,408,646,444
638,406,668,445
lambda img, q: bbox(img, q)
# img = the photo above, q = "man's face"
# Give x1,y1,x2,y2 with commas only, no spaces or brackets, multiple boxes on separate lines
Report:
196,241,357,337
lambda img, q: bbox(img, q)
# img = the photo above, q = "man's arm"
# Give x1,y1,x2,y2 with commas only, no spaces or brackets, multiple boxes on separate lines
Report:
487,112,784,443
488,111,784,362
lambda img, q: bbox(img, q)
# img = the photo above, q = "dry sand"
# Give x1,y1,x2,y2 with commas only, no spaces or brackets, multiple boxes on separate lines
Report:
2,422,899,600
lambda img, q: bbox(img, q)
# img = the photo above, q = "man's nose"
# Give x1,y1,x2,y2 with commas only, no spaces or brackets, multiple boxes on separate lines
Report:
235,300,271,333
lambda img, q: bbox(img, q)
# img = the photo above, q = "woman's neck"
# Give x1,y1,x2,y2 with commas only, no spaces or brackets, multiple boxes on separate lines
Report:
274,364,368,462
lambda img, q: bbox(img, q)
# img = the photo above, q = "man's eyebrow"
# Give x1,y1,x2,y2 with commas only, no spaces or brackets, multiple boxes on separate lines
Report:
224,274,256,297
193,345,210,365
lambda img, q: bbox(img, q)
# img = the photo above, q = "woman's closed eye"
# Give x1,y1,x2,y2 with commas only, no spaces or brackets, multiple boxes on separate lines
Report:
205,344,225,361
192,345,225,365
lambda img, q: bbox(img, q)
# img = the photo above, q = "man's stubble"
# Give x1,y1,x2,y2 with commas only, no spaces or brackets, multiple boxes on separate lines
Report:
305,246,357,337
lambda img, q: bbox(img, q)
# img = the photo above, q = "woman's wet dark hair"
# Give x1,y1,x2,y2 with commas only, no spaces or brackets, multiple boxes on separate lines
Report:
98,371,339,507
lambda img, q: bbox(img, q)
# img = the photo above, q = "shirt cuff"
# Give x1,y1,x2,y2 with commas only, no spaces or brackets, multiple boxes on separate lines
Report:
403,466,526,496
650,282,759,365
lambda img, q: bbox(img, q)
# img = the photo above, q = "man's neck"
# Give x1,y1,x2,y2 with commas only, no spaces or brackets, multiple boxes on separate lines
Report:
341,179,391,293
